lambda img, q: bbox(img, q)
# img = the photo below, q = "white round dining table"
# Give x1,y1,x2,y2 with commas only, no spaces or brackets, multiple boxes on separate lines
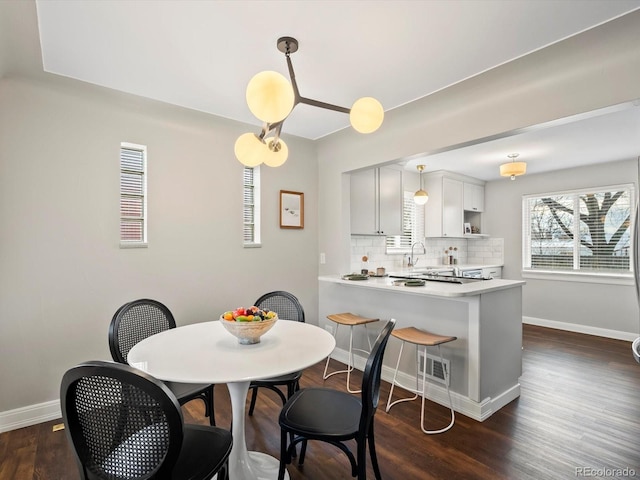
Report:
128,320,336,480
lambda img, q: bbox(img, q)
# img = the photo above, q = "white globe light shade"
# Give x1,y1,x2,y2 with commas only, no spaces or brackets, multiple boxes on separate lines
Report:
246,71,295,124
350,97,384,133
234,133,267,167
414,190,429,205
263,137,289,168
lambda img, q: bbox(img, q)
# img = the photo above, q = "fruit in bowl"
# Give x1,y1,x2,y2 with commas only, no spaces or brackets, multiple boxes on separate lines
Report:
220,306,278,344
222,306,277,322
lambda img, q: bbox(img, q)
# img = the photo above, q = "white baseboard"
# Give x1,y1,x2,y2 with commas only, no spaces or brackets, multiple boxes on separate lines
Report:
327,348,520,422
0,400,61,433
523,316,639,342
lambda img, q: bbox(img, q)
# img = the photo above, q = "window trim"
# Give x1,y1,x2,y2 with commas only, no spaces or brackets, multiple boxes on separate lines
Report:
522,182,634,281
120,142,148,248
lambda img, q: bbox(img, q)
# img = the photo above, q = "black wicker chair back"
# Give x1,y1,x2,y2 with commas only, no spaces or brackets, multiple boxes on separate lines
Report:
254,291,305,323
247,291,306,418
60,360,232,480
108,299,217,426
109,299,175,364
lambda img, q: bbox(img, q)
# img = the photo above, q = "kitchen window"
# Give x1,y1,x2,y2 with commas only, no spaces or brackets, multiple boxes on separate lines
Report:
522,184,634,281
120,143,147,247
243,166,261,247
386,191,424,253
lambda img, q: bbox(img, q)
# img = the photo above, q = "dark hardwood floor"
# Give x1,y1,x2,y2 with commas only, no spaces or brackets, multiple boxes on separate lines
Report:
2,324,639,479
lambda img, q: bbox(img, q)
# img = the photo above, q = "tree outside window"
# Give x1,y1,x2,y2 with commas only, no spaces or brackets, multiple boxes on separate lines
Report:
524,186,633,273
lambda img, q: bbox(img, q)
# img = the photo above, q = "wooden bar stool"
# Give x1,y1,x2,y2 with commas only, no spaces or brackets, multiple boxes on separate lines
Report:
323,312,379,394
385,326,457,434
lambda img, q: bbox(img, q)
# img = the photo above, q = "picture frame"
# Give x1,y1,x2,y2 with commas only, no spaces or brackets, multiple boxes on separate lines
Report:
464,222,472,234
280,190,304,229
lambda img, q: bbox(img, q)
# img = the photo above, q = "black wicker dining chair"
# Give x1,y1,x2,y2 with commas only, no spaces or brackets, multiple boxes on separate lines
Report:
61,360,232,480
277,319,395,480
248,291,306,416
109,299,217,426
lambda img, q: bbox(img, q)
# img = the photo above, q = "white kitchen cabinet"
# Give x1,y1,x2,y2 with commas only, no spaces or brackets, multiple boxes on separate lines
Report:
425,171,487,238
424,173,464,237
463,182,484,212
350,167,403,235
441,177,464,237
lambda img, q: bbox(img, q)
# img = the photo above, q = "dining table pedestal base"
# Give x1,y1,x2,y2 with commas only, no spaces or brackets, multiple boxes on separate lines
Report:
228,381,290,480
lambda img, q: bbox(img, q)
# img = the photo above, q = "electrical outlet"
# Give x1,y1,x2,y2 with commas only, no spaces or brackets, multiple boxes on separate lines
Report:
320,252,326,264
324,325,335,335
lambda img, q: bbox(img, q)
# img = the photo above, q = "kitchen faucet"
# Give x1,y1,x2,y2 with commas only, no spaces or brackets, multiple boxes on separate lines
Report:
408,242,425,268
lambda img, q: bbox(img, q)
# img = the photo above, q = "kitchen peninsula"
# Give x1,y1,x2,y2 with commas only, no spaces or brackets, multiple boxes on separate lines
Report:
318,274,525,421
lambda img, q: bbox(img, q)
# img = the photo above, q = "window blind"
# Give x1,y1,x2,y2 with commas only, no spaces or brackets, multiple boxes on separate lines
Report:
386,191,424,253
523,184,633,273
243,166,261,245
120,144,147,245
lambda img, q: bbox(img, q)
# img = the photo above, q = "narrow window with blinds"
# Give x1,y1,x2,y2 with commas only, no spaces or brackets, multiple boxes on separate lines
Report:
386,191,425,253
120,143,147,247
523,184,633,275
243,166,261,247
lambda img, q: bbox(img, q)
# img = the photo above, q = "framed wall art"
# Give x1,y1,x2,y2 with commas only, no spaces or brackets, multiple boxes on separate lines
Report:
280,190,304,229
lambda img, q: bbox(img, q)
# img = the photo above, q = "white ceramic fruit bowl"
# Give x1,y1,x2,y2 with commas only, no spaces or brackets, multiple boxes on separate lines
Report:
220,314,278,345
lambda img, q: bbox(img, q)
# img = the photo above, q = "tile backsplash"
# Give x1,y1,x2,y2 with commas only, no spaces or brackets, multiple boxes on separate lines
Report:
350,236,504,273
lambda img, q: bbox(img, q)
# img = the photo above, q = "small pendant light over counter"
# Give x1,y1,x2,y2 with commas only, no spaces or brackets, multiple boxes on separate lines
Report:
414,165,429,205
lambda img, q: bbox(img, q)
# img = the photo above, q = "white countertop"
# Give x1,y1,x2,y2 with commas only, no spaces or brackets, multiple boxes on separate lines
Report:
319,274,524,298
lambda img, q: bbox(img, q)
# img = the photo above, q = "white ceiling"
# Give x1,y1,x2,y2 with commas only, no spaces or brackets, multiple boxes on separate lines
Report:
33,1,640,180
405,101,640,181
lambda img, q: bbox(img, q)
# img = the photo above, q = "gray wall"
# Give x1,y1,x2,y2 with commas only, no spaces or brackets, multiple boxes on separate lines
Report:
316,12,640,336
485,159,639,336
0,75,318,415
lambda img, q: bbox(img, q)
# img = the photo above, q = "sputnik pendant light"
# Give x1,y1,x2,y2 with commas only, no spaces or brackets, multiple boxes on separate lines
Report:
235,37,384,167
414,165,429,205
500,153,527,180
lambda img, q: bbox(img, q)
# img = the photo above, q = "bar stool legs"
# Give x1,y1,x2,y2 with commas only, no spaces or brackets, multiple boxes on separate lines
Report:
322,312,379,394
385,327,457,434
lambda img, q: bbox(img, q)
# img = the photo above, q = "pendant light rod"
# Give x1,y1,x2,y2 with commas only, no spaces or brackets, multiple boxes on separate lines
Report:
414,165,429,205
262,37,351,139
236,36,383,167
281,37,351,117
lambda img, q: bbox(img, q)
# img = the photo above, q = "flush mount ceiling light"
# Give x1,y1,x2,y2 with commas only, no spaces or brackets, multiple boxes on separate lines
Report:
414,165,429,205
500,153,527,180
235,36,384,167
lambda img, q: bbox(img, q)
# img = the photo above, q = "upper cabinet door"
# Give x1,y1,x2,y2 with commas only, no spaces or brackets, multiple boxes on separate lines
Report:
350,167,403,235
350,169,377,235
377,167,403,236
463,182,484,212
442,177,464,237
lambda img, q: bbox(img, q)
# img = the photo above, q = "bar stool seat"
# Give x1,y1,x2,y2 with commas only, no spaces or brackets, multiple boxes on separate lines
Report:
385,326,457,434
323,312,379,394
